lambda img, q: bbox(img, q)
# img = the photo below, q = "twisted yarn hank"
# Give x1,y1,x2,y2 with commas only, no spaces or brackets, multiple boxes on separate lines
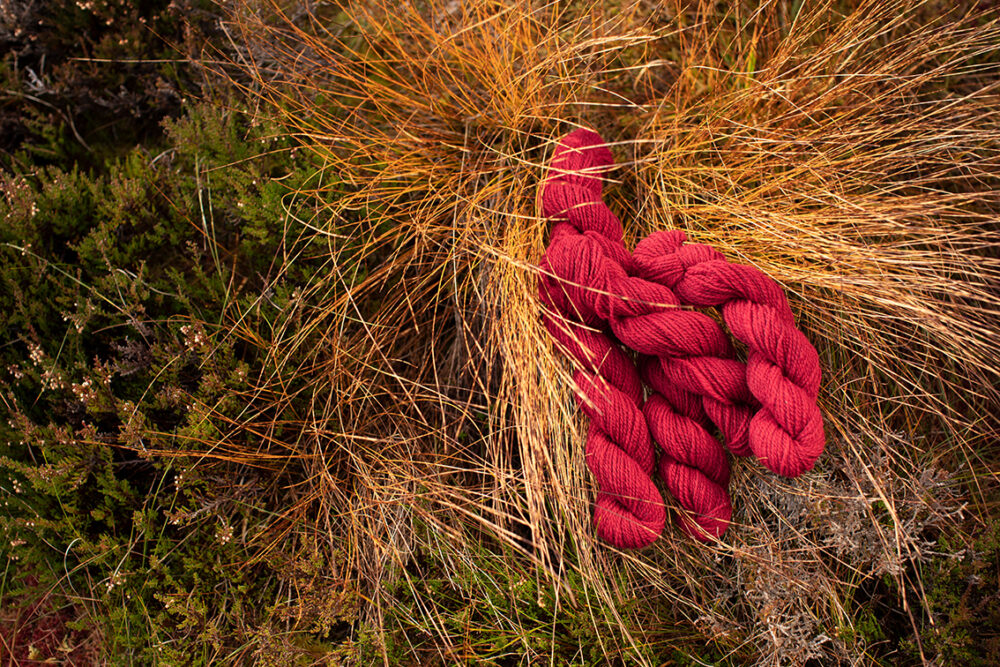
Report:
538,136,664,549
631,230,825,477
539,129,734,542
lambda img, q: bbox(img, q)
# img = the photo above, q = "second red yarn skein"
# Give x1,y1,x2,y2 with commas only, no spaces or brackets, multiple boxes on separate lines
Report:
631,231,826,477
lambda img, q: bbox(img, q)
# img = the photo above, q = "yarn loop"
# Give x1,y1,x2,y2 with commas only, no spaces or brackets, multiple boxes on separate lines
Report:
632,231,825,477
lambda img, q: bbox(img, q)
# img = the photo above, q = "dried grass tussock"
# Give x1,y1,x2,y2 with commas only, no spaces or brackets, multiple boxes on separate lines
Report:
207,0,1000,663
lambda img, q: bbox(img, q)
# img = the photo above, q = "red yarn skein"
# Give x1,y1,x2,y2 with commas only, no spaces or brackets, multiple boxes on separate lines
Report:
538,139,665,549
631,231,825,477
540,129,735,542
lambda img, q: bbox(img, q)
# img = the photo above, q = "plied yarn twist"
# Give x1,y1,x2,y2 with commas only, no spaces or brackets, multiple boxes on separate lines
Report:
632,231,825,477
539,129,737,543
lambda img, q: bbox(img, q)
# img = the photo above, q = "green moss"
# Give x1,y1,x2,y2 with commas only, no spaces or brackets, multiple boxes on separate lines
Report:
902,522,1000,666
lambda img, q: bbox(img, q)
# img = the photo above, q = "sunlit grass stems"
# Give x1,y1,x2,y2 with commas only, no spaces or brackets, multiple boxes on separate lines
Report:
208,0,1000,663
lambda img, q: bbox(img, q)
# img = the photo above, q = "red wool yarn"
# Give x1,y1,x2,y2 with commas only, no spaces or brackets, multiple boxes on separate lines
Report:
537,151,665,549
539,129,735,543
631,231,825,477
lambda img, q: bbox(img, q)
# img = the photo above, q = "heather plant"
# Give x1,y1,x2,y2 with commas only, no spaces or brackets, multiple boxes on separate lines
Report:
0,101,361,663
0,0,220,171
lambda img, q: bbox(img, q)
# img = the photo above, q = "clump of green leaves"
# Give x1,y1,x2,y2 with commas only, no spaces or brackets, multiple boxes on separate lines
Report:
0,101,357,663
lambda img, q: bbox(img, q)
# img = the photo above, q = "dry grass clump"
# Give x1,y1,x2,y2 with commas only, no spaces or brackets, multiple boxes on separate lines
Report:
204,0,1000,663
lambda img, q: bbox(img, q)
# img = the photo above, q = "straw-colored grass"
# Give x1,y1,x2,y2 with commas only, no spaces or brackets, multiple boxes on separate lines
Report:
180,0,1000,662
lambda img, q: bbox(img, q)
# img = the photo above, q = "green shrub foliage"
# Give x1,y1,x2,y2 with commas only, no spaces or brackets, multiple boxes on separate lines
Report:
0,102,357,664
